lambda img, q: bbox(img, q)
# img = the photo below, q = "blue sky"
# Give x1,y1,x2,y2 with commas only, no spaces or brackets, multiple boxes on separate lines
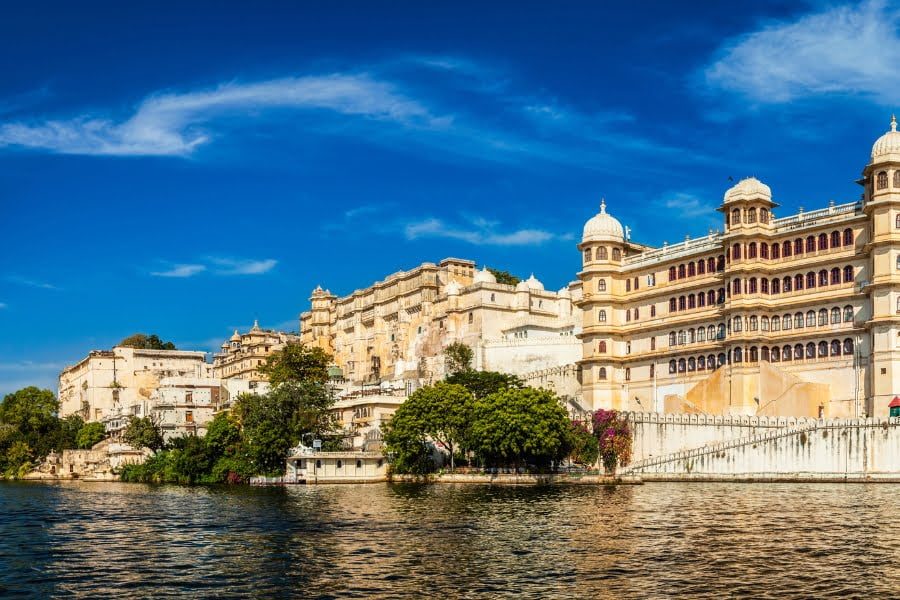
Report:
1,0,898,395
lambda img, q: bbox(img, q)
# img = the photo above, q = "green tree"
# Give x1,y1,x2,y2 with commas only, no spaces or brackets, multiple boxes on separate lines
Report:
76,422,107,449
383,383,474,472
258,342,331,386
487,268,520,286
58,414,86,450
124,416,165,451
445,370,523,399
0,387,61,459
204,413,242,457
443,342,474,375
568,421,599,467
118,333,177,350
470,387,573,470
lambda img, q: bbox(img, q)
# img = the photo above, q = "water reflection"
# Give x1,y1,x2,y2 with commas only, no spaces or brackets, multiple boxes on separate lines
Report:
0,481,897,597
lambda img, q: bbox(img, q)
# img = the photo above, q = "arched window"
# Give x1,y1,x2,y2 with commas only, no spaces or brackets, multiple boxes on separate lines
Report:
634,307,640,320
843,265,854,283
782,345,792,361
669,266,677,281
718,288,726,304
896,214,900,229
612,248,621,260
698,355,706,370
747,207,757,223
771,346,780,362
669,332,677,346
688,294,696,309
688,357,695,371
698,293,706,308
717,353,726,367
877,171,888,189
651,305,656,317
772,278,781,294
733,243,742,260
831,231,840,247
805,236,815,253
707,257,716,272
707,290,715,305
761,278,769,294
717,324,726,340
795,238,804,255
831,307,841,324
896,255,900,271
599,341,607,353
761,316,769,331
843,338,854,355
783,241,793,257
795,274,804,290
733,347,743,362
844,305,853,322
818,233,828,251
599,367,607,380
895,171,900,188
829,267,840,285
750,347,759,362
733,316,743,332
675,358,685,373
626,279,631,292
688,262,696,277
707,325,715,340
760,243,769,259
668,360,676,374
697,260,706,275
795,312,804,329
805,342,815,359
594,247,605,261
806,310,816,327
818,341,828,358
771,316,780,331
733,279,742,295
783,314,792,330
749,278,758,294
794,344,804,360
749,316,758,331
806,272,816,288
831,340,841,356
732,208,741,226
772,243,780,259
843,229,853,247
697,327,706,342
818,270,828,286
688,329,696,343
651,337,656,350
678,296,686,310
598,279,607,292
584,249,592,263
625,367,631,381
818,309,828,326
669,298,677,312
748,242,757,258
761,208,769,223
598,310,606,322
678,330,686,345
678,264,686,279
717,255,726,271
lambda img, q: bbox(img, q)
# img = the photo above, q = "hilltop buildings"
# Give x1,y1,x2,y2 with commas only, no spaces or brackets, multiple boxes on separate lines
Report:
212,320,300,381
578,117,900,419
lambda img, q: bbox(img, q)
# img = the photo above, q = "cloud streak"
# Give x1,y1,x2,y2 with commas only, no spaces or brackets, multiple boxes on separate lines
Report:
404,217,558,246
150,264,207,278
6,275,58,290
149,257,277,278
704,0,900,104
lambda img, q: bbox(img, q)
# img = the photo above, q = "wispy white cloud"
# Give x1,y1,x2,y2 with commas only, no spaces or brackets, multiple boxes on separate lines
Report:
150,263,207,278
209,257,278,275
0,73,439,156
6,275,58,290
0,360,67,372
656,192,721,231
704,0,900,104
404,217,558,246
0,302,7,309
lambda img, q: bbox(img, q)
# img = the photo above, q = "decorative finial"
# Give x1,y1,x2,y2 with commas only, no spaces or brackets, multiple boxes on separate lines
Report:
892,114,897,132
600,198,606,213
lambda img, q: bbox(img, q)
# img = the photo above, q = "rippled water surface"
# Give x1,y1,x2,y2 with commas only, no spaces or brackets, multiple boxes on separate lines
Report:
1,481,898,598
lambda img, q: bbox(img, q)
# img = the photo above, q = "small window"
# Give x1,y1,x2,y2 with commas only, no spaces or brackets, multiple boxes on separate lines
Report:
356,460,362,469
599,367,607,380
316,460,322,469
598,310,606,323
612,248,621,260
598,279,607,292
337,460,343,469
878,171,888,189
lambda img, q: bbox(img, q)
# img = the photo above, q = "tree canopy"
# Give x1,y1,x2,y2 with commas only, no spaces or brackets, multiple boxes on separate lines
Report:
118,333,177,350
445,369,523,399
258,342,331,385
124,416,165,452
487,268,521,286
443,342,474,375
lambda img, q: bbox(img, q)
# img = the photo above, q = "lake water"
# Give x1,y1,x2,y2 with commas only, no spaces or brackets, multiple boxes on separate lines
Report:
0,481,897,598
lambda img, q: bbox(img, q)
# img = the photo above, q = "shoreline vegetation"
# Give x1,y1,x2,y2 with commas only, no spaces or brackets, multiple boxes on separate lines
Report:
3,342,635,485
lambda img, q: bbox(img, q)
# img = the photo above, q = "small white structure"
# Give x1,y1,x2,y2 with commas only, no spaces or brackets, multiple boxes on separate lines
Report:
285,444,387,483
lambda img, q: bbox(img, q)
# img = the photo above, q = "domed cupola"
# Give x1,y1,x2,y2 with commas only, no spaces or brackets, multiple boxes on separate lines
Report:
723,177,772,204
516,274,544,292
582,200,625,243
871,115,900,163
473,267,497,285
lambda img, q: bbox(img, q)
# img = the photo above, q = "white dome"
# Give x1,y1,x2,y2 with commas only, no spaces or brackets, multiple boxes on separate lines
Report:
516,274,544,291
582,200,624,242
872,115,900,161
445,280,461,295
723,177,772,204
473,267,497,285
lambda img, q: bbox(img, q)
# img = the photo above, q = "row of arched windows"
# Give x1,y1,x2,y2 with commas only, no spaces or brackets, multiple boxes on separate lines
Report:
669,324,726,347
583,246,623,264
730,306,854,333
667,256,726,282
667,338,855,373
876,170,900,190
668,288,726,312
728,207,770,227
729,230,854,262
731,266,854,295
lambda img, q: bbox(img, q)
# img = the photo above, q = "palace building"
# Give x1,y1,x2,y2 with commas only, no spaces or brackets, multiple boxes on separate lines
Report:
212,320,300,381
578,117,900,419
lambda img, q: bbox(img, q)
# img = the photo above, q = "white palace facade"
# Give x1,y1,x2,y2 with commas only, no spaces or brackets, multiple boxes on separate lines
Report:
578,118,900,419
